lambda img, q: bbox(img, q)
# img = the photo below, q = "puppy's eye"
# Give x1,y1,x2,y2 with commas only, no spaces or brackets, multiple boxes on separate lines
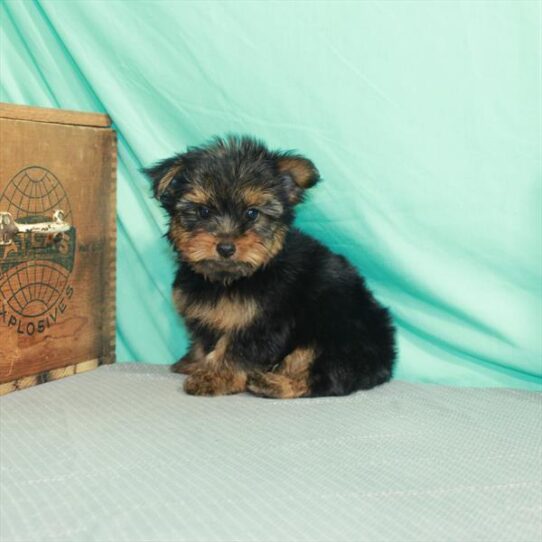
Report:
245,208,259,221
198,205,211,219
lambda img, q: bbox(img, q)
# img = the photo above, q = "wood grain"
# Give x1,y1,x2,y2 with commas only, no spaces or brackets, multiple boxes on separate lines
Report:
0,107,116,386
0,358,100,395
0,103,111,128
101,130,117,364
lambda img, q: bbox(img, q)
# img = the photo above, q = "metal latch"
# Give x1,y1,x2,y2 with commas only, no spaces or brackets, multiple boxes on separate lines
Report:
0,210,71,246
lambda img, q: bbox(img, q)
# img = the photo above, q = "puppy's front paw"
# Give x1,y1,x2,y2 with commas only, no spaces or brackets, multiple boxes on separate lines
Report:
183,371,219,396
184,369,246,396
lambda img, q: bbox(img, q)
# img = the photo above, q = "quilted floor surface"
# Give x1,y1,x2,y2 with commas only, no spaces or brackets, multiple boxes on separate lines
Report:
1,363,541,542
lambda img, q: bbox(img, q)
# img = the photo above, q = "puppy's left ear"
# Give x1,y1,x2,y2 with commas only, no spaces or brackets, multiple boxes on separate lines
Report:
143,155,185,201
275,154,320,204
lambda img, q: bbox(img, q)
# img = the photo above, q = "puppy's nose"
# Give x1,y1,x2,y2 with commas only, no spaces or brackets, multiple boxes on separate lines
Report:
216,242,236,258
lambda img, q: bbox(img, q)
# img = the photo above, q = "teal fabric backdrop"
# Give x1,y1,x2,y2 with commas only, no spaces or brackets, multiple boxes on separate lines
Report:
1,0,540,389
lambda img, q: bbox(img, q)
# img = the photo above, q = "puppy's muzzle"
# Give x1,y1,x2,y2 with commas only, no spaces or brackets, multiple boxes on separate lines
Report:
216,241,236,259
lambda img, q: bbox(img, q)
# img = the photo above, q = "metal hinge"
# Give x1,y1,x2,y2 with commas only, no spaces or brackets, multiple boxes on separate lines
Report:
0,210,71,246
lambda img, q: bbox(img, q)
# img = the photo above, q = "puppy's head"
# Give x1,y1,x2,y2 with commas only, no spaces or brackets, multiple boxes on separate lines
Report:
145,136,319,282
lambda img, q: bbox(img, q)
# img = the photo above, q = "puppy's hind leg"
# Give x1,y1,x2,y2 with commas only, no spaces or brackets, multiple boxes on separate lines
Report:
247,346,316,399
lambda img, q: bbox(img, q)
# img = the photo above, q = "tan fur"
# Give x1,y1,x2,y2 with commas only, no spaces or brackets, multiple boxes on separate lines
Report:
169,215,286,270
277,158,316,188
170,222,218,262
281,347,317,375
203,336,229,369
156,164,183,197
184,296,260,332
183,336,247,396
247,346,317,399
235,227,286,268
266,226,288,261
182,231,218,262
176,336,229,374
241,186,274,207
183,187,211,205
173,287,188,313
184,368,247,396
171,341,206,375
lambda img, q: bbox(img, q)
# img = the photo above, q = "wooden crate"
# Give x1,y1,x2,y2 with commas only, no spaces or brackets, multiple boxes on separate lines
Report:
0,103,116,395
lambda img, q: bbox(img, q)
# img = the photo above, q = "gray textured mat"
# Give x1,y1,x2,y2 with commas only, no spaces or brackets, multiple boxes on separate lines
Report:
1,363,541,542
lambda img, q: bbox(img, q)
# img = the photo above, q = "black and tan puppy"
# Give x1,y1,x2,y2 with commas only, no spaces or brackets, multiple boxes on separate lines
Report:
145,136,395,398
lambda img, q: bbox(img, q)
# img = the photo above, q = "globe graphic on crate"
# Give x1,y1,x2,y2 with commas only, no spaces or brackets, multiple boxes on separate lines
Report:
0,167,74,319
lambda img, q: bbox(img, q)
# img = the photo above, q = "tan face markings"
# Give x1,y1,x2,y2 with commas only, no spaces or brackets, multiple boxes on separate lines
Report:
182,186,211,205
182,231,218,262
247,346,317,399
170,220,218,262
171,225,286,271
240,186,274,207
235,226,286,268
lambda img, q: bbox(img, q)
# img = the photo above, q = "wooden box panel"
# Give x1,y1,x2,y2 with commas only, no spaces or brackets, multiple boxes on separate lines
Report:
0,103,116,394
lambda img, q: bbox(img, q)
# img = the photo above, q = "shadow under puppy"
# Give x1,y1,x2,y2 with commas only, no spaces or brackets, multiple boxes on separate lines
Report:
145,136,395,398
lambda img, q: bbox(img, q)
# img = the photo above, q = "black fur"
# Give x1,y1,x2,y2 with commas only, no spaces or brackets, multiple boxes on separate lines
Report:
146,136,396,397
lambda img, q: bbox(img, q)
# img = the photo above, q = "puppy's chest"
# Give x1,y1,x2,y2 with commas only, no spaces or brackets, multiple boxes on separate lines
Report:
173,288,261,332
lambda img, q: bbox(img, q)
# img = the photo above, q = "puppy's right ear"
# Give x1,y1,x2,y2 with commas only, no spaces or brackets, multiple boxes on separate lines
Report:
143,155,185,205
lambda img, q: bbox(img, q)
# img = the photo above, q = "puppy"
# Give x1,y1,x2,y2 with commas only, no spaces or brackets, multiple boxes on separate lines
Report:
145,136,396,398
